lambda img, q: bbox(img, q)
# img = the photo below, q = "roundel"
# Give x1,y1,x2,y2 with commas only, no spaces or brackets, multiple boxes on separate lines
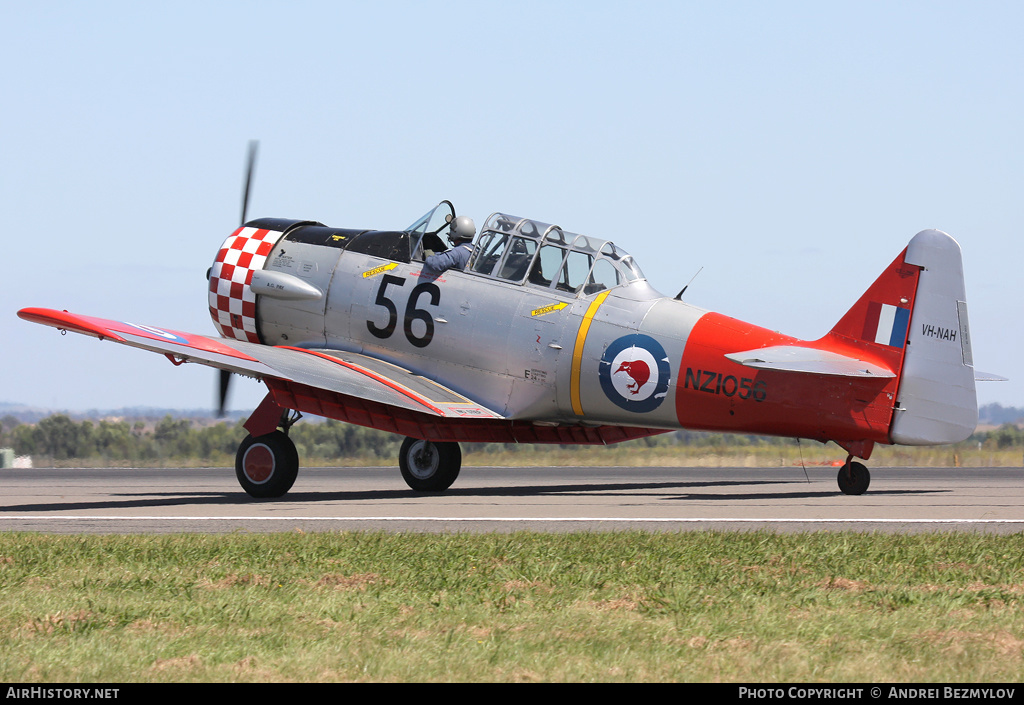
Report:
123,323,190,346
598,334,671,413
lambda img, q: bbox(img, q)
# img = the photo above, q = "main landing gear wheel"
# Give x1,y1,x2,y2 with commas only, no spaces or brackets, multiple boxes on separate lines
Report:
399,437,462,492
235,430,299,499
837,460,870,495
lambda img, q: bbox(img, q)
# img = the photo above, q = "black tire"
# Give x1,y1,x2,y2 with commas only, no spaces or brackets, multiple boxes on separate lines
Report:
235,430,299,499
399,437,461,492
837,461,870,495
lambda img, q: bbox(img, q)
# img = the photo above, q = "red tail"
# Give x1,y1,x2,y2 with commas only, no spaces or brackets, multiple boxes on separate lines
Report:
822,246,920,378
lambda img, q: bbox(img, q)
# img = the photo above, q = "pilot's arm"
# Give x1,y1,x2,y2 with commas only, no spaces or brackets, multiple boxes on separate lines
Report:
425,243,472,273
424,216,476,274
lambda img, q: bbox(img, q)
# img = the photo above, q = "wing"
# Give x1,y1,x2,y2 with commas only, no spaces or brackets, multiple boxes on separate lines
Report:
16,307,503,420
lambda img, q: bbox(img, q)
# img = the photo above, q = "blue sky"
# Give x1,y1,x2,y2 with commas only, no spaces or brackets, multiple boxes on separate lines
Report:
2,1,1021,414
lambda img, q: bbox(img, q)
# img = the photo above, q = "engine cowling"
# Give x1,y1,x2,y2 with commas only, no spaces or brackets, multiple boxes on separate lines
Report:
207,225,286,343
208,217,414,347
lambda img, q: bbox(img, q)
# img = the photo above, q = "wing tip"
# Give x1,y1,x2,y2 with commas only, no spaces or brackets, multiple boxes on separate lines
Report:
18,307,127,342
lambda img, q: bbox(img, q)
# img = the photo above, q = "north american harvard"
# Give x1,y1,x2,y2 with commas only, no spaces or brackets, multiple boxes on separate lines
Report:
18,146,999,499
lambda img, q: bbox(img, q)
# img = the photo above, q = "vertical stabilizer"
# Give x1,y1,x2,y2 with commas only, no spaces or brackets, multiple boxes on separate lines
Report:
890,230,977,445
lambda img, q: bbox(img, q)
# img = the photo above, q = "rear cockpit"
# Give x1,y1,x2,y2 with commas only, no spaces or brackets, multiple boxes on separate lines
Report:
465,212,645,296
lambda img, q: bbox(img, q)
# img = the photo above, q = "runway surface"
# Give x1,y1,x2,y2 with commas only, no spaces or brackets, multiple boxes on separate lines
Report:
1,465,1022,534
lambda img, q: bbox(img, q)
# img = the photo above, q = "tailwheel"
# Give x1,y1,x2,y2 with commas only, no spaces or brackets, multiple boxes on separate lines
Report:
837,460,870,495
235,430,299,498
399,437,461,492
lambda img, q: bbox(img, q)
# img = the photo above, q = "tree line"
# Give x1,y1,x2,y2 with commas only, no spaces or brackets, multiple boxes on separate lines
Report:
0,415,403,463
1,413,1022,463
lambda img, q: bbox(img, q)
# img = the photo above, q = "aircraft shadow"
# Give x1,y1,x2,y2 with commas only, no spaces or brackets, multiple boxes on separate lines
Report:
0,478,946,513
664,488,947,501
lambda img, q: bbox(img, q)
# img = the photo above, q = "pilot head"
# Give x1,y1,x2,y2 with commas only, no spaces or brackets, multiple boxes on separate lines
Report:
451,215,476,243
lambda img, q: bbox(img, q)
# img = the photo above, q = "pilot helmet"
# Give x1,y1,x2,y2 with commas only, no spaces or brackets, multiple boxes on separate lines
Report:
451,215,476,242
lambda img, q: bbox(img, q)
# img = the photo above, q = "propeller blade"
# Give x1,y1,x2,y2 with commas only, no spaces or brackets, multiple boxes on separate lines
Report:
240,139,258,226
216,139,257,417
217,368,232,418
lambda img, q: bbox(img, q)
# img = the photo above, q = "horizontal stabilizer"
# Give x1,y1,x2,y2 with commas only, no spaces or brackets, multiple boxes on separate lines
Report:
725,345,896,378
975,371,1008,382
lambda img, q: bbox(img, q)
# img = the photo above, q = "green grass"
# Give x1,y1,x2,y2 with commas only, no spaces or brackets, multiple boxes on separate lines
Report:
2,531,1023,682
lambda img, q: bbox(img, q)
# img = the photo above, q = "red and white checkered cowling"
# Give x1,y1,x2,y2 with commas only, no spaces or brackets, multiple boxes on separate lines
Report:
208,226,284,343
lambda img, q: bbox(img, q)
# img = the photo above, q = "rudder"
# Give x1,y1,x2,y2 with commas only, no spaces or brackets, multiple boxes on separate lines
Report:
889,229,977,444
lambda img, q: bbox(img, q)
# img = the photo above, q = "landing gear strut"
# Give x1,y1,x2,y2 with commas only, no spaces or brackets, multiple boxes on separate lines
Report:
837,458,870,495
235,430,299,498
399,437,462,492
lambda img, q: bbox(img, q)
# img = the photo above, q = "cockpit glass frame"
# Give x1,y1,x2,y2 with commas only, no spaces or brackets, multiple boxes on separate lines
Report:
470,211,645,296
469,231,510,276
400,206,646,293
495,236,538,282
405,201,456,261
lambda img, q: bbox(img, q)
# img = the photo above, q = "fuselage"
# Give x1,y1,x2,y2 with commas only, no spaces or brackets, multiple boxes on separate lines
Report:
206,207,939,455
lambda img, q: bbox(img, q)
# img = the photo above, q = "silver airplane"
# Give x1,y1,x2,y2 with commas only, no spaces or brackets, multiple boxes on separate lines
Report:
19,152,995,499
